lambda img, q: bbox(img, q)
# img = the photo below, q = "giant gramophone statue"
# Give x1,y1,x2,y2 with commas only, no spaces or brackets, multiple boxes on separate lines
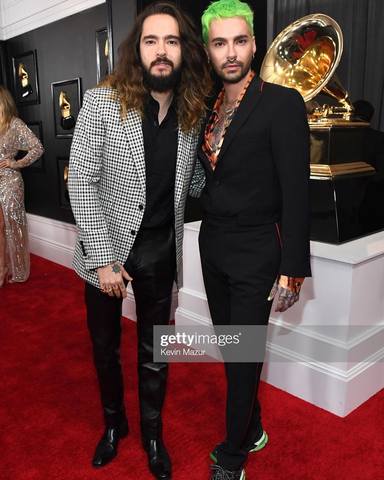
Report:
261,14,379,243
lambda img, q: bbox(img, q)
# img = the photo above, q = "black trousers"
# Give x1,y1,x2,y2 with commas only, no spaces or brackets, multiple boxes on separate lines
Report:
85,225,176,439
199,217,281,470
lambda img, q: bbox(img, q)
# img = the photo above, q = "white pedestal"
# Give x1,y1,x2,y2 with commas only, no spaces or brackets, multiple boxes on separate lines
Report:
175,221,384,417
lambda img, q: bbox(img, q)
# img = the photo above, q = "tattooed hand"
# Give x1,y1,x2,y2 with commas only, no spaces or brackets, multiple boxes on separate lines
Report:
97,261,133,298
268,275,304,312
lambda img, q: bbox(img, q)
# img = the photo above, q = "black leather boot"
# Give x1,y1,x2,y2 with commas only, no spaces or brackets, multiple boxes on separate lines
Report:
138,320,171,479
138,352,171,478
143,438,172,479
126,225,175,479
92,419,129,467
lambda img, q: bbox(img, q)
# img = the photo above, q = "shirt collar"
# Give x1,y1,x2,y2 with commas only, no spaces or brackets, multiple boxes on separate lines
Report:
147,93,177,115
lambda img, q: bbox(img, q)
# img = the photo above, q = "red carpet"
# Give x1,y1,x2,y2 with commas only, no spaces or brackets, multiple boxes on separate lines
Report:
0,254,383,480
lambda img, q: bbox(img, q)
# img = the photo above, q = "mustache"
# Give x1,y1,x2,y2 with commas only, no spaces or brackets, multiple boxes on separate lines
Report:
222,60,243,68
150,57,174,68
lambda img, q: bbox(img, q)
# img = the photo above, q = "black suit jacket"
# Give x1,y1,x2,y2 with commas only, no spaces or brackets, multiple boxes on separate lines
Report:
197,75,311,278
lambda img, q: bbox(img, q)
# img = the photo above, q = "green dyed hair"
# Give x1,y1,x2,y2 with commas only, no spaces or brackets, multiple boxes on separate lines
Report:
201,0,254,44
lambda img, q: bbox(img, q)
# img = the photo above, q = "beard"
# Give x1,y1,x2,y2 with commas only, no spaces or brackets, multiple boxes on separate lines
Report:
142,58,182,93
213,55,253,84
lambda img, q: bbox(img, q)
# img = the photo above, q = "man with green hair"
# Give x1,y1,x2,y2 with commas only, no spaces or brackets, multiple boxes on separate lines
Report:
190,0,311,478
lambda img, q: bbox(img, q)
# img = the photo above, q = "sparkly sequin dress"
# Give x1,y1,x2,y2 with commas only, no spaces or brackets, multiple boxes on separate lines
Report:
0,117,44,282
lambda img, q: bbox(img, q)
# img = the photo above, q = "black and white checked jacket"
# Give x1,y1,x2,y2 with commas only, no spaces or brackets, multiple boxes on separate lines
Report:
68,87,201,289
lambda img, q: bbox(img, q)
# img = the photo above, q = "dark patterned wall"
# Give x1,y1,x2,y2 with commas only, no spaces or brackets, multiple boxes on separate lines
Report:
4,4,108,224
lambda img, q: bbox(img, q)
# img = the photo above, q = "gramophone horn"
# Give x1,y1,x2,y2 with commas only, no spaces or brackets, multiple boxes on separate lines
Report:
260,13,352,111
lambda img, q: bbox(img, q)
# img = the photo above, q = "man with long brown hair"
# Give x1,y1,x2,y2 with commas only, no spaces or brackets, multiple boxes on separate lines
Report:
68,3,210,478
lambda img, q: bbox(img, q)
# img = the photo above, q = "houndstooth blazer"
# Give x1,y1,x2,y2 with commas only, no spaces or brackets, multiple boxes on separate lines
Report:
68,87,200,289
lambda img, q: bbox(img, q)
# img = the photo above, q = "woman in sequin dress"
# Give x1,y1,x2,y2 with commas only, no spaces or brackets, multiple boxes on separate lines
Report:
0,86,44,286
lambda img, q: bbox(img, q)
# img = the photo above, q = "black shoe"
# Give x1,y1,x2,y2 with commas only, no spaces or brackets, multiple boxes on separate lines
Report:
92,421,129,467
210,464,246,480
143,439,172,479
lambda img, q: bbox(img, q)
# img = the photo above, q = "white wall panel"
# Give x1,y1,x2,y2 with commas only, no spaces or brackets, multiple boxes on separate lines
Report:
176,221,384,417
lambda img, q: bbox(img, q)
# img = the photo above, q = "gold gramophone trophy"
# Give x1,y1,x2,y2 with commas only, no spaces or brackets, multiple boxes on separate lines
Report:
261,14,377,243
59,91,76,130
18,63,33,98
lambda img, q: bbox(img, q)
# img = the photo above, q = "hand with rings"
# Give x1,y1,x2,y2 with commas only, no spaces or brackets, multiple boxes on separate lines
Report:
268,275,305,312
97,261,133,298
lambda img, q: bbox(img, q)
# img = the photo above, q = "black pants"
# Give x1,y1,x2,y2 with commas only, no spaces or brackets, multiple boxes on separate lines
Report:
199,217,281,470
85,225,176,440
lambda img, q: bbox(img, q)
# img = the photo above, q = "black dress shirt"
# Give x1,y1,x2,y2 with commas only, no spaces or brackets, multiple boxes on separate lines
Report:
141,94,178,229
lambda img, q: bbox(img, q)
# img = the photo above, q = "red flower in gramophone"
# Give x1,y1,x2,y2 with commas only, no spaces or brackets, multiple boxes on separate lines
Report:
292,29,318,59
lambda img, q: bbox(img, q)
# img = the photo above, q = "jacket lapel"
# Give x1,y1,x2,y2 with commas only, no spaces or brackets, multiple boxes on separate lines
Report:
122,109,146,192
197,105,215,173
174,128,193,208
216,76,263,165
198,144,212,172
121,107,195,208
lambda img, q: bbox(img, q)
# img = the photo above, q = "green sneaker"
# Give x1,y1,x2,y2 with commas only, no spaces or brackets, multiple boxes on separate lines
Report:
248,430,268,453
210,429,268,462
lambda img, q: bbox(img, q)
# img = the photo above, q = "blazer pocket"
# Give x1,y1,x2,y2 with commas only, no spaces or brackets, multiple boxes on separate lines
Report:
79,240,87,257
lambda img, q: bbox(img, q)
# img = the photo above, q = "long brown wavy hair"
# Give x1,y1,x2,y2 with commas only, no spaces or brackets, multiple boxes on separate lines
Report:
0,85,18,133
102,2,212,132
